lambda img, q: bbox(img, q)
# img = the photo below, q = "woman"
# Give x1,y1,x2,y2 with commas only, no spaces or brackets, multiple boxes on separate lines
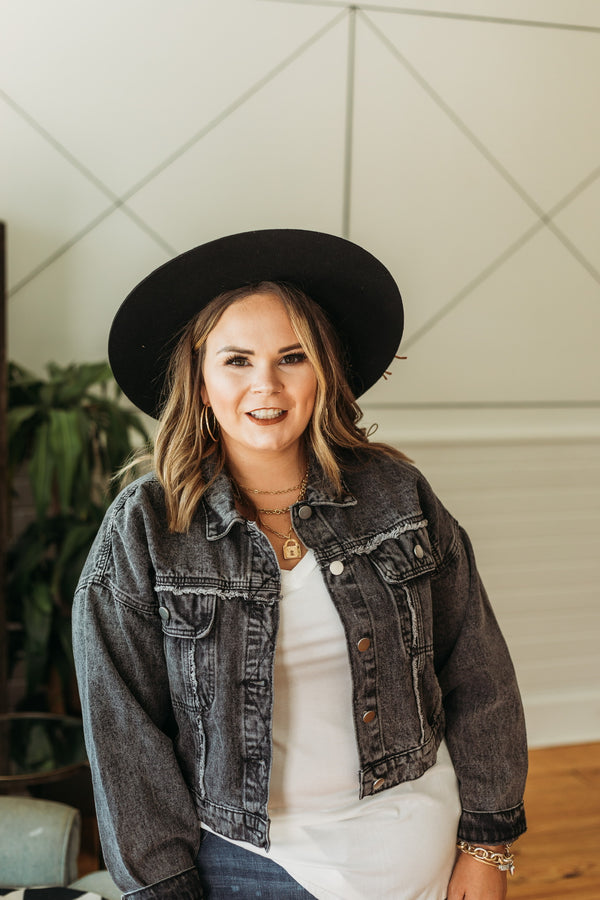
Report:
73,229,527,900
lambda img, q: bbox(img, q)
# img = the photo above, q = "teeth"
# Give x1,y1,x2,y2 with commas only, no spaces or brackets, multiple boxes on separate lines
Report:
249,408,285,420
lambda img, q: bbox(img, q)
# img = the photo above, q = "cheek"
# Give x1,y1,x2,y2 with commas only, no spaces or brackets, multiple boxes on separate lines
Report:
201,371,242,414
302,378,318,416
307,371,318,401
200,368,227,407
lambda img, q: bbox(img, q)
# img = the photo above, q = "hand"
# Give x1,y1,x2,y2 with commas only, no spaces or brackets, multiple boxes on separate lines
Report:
447,850,508,900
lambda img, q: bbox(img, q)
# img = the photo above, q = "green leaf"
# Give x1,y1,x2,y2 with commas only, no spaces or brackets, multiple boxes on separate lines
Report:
53,362,113,405
39,381,56,410
24,581,53,694
105,409,138,472
8,404,38,438
8,356,150,707
7,406,40,467
48,408,85,510
89,398,151,478
28,420,54,518
8,360,35,382
6,523,49,592
8,362,44,407
51,517,99,599
25,580,53,643
23,723,56,773
53,616,75,686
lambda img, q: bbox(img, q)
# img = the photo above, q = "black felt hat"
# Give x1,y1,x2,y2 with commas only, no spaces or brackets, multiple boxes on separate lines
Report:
108,229,403,418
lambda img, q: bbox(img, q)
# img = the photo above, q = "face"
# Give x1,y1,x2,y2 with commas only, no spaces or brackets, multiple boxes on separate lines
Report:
200,292,317,464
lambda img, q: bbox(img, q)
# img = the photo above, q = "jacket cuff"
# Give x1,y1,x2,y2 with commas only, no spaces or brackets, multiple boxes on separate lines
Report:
123,866,202,899
458,802,527,845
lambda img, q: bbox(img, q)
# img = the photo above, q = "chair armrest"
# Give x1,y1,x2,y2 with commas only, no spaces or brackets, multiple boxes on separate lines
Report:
0,796,81,887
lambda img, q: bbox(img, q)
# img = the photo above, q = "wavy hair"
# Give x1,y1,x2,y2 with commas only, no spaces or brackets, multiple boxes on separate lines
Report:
154,281,406,532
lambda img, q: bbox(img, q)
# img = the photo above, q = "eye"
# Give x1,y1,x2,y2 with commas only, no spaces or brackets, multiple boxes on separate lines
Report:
280,352,308,365
224,355,250,367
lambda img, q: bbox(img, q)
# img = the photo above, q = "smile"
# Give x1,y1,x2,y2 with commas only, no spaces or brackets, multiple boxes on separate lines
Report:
247,408,286,421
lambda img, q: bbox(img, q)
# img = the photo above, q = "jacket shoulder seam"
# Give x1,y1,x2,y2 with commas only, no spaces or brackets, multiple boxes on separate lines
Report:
75,572,158,615
431,518,461,580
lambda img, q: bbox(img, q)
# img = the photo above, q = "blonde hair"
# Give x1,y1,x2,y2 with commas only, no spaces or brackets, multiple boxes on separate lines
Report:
154,281,405,532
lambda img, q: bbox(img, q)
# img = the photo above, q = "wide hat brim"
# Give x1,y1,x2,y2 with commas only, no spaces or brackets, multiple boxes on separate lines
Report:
109,229,403,418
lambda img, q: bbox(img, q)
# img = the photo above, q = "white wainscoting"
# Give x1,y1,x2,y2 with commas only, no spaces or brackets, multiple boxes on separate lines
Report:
377,434,600,749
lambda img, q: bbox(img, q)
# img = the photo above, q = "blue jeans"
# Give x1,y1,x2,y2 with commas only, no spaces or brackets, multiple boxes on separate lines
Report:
196,831,317,898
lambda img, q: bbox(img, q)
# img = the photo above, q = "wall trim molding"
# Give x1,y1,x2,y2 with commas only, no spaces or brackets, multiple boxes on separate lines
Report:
361,406,600,445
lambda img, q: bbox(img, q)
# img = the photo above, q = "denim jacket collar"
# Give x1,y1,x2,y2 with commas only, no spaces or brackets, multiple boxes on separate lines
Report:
201,455,357,542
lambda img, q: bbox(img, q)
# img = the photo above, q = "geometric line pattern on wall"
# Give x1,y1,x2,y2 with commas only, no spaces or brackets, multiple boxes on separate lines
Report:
400,161,600,352
0,87,177,259
4,2,599,415
267,0,600,35
5,8,347,297
359,11,600,350
7,3,600,308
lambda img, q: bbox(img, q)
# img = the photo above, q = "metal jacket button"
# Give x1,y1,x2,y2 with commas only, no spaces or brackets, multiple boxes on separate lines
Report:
298,505,312,519
413,544,424,559
373,777,385,790
362,710,376,724
329,560,344,575
158,606,170,622
357,637,371,652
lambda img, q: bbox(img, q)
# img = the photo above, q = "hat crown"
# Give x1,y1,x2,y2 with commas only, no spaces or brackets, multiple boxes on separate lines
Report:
109,229,403,417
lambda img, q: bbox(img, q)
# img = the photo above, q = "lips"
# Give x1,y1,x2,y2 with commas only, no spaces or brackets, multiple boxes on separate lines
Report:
247,408,286,421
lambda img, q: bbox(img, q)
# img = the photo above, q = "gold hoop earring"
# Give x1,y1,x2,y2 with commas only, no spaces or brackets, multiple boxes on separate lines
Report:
200,405,219,442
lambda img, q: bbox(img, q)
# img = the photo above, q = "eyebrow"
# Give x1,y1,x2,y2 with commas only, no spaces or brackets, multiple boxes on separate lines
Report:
217,343,303,355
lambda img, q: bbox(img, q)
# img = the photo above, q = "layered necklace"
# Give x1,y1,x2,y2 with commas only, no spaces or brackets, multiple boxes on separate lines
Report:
232,469,309,561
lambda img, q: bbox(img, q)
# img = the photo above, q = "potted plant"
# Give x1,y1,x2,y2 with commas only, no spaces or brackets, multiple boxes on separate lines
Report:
6,360,150,713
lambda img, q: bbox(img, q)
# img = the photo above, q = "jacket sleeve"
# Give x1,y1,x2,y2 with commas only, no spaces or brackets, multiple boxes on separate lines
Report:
72,492,204,898
426,489,528,845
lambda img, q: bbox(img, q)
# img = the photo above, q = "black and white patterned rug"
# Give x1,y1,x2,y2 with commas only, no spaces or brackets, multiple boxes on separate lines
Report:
0,890,107,899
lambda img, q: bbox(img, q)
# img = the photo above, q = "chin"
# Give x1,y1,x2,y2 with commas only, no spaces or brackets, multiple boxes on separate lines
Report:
244,431,305,456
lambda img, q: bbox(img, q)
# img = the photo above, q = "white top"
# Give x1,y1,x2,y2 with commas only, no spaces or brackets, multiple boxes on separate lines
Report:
206,550,461,899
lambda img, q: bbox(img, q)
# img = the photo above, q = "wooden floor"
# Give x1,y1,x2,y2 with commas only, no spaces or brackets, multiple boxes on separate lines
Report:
509,742,600,899
79,742,600,897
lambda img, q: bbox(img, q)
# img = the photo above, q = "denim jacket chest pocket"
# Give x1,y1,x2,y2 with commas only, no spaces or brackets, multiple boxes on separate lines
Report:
158,588,218,712
366,525,436,659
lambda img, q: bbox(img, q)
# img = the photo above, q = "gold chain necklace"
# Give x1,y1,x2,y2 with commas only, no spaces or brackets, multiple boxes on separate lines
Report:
235,470,308,516
262,469,308,559
259,517,303,561
258,471,308,515
233,468,309,561
234,476,305,496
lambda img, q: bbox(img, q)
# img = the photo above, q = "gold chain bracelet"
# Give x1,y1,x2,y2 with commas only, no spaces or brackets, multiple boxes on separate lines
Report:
456,840,515,875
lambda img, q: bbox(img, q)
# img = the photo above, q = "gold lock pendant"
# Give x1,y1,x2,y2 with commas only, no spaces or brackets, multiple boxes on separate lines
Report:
282,537,302,560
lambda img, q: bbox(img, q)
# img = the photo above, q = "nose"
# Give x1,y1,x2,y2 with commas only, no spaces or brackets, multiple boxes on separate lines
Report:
250,362,283,395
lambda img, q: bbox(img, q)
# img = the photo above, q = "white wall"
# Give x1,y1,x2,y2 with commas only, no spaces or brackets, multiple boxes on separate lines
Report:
3,0,599,746
397,437,600,749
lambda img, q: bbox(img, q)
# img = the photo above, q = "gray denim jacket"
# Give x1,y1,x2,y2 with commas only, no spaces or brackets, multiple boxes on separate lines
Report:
73,452,527,899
